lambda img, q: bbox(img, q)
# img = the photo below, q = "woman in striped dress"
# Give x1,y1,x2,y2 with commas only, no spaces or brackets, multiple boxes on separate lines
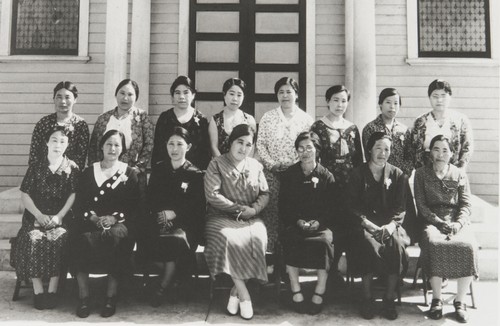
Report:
204,124,269,320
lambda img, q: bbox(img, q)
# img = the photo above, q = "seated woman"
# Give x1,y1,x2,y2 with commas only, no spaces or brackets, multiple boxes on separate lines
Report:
204,124,269,320
146,126,205,307
71,130,140,318
14,125,78,310
279,131,336,315
414,135,478,324
347,132,409,321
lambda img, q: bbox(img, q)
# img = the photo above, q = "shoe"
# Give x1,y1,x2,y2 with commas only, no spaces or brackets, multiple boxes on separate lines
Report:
381,297,398,320
428,298,443,320
34,293,44,310
239,300,253,320
360,297,375,320
308,292,324,315
100,296,116,318
290,290,306,314
76,297,90,318
454,300,469,323
226,295,239,315
45,292,58,309
150,286,165,308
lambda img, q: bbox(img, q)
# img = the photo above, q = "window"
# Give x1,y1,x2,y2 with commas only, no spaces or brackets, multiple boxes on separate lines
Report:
418,0,490,58
0,0,89,59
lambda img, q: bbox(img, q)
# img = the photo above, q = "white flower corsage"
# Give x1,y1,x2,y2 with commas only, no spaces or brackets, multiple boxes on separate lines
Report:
399,134,405,144
135,115,141,122
384,178,392,190
66,124,74,132
111,170,128,189
181,182,189,193
311,177,319,188
350,131,356,139
194,116,200,126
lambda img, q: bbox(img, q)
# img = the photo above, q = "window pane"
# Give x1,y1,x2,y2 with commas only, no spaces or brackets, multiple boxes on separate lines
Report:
196,41,239,62
255,72,299,94
197,11,239,33
255,13,299,34
418,0,489,57
12,0,79,55
255,42,299,64
195,70,239,92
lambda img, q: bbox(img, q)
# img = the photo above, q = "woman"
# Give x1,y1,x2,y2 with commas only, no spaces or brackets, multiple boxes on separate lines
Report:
151,75,211,170
279,131,336,315
208,77,256,157
146,126,206,307
409,79,473,170
310,85,362,278
347,132,409,321
256,77,313,252
14,125,78,310
71,130,140,318
88,79,154,195
28,81,89,170
362,88,413,176
414,135,478,323
204,124,269,320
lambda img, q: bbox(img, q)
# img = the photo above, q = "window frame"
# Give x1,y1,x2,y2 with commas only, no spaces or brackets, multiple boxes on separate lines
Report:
0,0,90,62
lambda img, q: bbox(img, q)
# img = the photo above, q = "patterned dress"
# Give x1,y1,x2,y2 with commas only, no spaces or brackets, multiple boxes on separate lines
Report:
279,162,335,270
256,107,313,252
362,114,413,176
28,113,89,170
409,110,473,169
204,154,270,282
70,162,140,276
15,157,78,280
152,108,211,170
212,110,256,155
346,163,409,276
414,165,478,279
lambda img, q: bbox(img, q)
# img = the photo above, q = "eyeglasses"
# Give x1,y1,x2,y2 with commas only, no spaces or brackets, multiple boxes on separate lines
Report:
297,146,315,153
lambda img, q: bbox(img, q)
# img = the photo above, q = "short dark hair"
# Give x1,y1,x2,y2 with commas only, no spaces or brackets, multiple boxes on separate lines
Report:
222,78,246,106
53,81,78,99
274,77,299,97
294,131,321,160
366,131,392,153
228,124,255,145
378,88,402,106
325,85,350,102
429,135,454,153
428,79,452,97
44,125,69,143
170,75,196,96
166,126,191,145
99,129,127,159
115,79,140,100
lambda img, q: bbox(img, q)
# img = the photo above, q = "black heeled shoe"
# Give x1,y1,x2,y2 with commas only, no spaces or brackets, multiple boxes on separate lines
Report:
34,293,44,310
308,292,324,315
76,297,90,318
45,292,58,309
290,290,306,314
100,296,117,318
429,298,443,320
150,286,165,308
454,300,469,323
381,297,398,320
360,297,375,320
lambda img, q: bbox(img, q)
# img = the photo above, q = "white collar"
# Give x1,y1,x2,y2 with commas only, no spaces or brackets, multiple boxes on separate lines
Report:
93,161,128,187
48,156,64,174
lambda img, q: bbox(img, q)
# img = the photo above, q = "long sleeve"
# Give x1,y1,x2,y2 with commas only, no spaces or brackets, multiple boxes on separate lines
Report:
386,169,407,226
352,127,363,166
151,112,169,165
457,115,473,169
414,167,443,226
346,168,368,226
28,121,45,166
136,112,155,171
87,114,109,165
454,171,472,226
250,167,270,215
204,160,239,213
72,120,90,169
256,113,276,171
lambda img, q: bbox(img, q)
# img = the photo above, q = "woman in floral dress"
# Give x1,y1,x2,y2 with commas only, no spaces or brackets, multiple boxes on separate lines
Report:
29,81,89,170
15,125,78,310
256,77,313,253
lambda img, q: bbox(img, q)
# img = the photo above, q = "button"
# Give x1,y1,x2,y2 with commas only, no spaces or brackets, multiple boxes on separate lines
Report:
84,212,89,217
100,190,105,195
119,213,124,218
106,183,111,188
94,197,98,202
112,176,117,180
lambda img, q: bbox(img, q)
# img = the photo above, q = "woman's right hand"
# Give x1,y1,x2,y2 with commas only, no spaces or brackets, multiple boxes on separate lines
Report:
438,221,452,235
35,214,52,228
271,163,284,173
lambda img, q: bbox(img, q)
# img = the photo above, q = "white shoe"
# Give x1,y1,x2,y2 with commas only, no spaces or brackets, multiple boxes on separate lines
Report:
239,300,253,320
227,295,239,315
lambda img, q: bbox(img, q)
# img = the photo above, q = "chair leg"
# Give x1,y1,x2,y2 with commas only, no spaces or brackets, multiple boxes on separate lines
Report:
421,270,428,306
412,266,421,289
12,279,22,301
397,279,402,305
469,281,476,309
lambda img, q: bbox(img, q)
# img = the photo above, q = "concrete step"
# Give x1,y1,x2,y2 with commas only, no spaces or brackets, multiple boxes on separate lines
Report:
469,194,498,224
0,187,23,214
0,214,22,240
470,216,498,249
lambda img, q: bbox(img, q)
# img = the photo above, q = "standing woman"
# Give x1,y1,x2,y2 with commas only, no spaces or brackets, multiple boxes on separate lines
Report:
256,77,313,252
151,75,211,170
346,132,409,321
204,124,269,320
409,79,473,170
15,125,78,310
146,126,206,307
71,130,140,318
414,135,478,323
362,88,413,176
208,78,256,157
29,81,89,170
88,79,154,196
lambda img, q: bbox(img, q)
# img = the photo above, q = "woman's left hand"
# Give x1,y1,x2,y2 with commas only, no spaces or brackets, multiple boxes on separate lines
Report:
307,220,320,231
238,205,256,220
100,215,117,228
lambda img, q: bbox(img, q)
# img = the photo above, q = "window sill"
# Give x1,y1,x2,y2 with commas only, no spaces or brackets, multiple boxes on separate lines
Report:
0,55,91,63
405,57,499,67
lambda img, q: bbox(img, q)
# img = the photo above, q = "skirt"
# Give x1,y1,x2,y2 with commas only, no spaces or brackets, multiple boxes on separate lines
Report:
258,169,281,253
420,224,479,279
149,228,192,262
204,215,268,283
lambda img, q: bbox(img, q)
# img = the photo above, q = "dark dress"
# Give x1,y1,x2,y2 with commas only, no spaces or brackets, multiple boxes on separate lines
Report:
212,110,255,155
279,162,336,270
347,163,409,276
145,160,206,264
28,113,89,170
151,108,211,170
414,165,478,279
14,157,78,280
70,162,140,277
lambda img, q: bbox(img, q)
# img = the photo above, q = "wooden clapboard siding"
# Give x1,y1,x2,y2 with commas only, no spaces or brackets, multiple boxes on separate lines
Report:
375,0,499,204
